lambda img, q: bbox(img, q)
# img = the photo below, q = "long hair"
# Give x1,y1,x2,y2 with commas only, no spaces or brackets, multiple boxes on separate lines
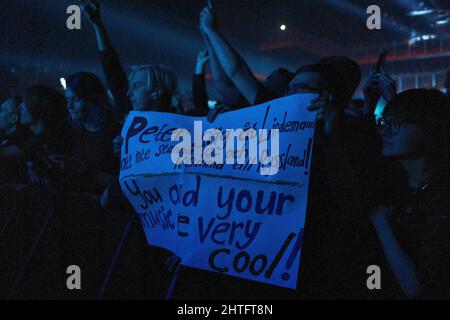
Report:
66,72,112,129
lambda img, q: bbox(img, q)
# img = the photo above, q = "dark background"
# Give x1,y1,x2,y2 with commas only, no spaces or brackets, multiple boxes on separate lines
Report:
1,0,449,99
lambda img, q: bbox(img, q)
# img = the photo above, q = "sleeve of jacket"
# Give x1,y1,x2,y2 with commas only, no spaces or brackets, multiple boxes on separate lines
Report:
190,73,210,117
99,47,131,122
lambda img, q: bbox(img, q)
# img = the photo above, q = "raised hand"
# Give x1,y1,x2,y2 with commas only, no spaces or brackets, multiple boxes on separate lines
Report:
113,135,124,155
363,72,381,101
364,71,396,103
199,2,217,32
80,0,102,26
195,49,210,74
306,93,339,134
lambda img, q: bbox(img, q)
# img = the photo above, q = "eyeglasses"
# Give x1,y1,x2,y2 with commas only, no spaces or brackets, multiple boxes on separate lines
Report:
377,117,402,136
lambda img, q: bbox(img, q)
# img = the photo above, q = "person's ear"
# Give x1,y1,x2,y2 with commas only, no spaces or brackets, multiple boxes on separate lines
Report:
151,87,164,100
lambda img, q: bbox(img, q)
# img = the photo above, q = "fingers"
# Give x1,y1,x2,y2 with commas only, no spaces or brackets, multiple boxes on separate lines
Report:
165,255,182,273
378,73,395,84
81,3,93,15
307,97,326,112
307,104,322,112
207,104,226,123
200,6,209,17
113,136,123,143
207,108,220,123
198,49,208,56
80,0,92,10
81,0,99,18
113,136,124,154
200,5,212,17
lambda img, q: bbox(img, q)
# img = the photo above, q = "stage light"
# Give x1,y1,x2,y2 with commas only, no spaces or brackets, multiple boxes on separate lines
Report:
280,24,286,31
408,34,436,45
60,77,66,90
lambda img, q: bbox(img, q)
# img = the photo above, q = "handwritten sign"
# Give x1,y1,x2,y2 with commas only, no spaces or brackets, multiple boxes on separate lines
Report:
119,94,316,289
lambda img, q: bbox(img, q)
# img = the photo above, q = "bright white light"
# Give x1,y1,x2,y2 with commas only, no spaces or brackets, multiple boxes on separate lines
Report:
436,19,449,25
408,9,434,16
280,24,287,31
208,100,217,109
60,77,66,90
409,34,436,45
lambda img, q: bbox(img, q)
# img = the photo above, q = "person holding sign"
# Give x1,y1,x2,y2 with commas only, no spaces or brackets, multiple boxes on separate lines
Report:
285,57,391,299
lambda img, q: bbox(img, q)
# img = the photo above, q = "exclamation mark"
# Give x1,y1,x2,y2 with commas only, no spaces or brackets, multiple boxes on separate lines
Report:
304,139,313,175
264,232,295,279
281,229,304,281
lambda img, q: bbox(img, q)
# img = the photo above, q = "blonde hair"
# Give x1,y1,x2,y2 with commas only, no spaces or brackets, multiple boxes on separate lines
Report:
129,65,178,98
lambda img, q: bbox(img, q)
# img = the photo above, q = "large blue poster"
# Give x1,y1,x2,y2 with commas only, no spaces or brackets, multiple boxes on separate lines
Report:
119,94,316,289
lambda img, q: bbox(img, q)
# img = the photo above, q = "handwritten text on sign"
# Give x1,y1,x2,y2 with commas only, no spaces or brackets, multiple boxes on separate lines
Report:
119,94,316,289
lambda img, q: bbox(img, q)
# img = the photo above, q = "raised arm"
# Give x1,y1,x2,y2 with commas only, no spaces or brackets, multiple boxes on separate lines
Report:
191,49,210,116
200,27,245,107
199,2,261,106
81,0,110,50
81,0,131,122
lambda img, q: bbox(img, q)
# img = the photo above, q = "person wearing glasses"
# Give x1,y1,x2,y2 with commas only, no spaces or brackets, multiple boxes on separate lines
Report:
372,89,450,298
288,56,363,134
287,57,395,299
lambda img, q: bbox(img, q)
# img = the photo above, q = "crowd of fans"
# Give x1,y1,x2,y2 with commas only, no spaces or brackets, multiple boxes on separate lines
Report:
1,0,449,300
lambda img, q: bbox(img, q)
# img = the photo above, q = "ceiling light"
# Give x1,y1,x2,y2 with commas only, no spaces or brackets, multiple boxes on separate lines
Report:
436,19,449,25
408,9,435,16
